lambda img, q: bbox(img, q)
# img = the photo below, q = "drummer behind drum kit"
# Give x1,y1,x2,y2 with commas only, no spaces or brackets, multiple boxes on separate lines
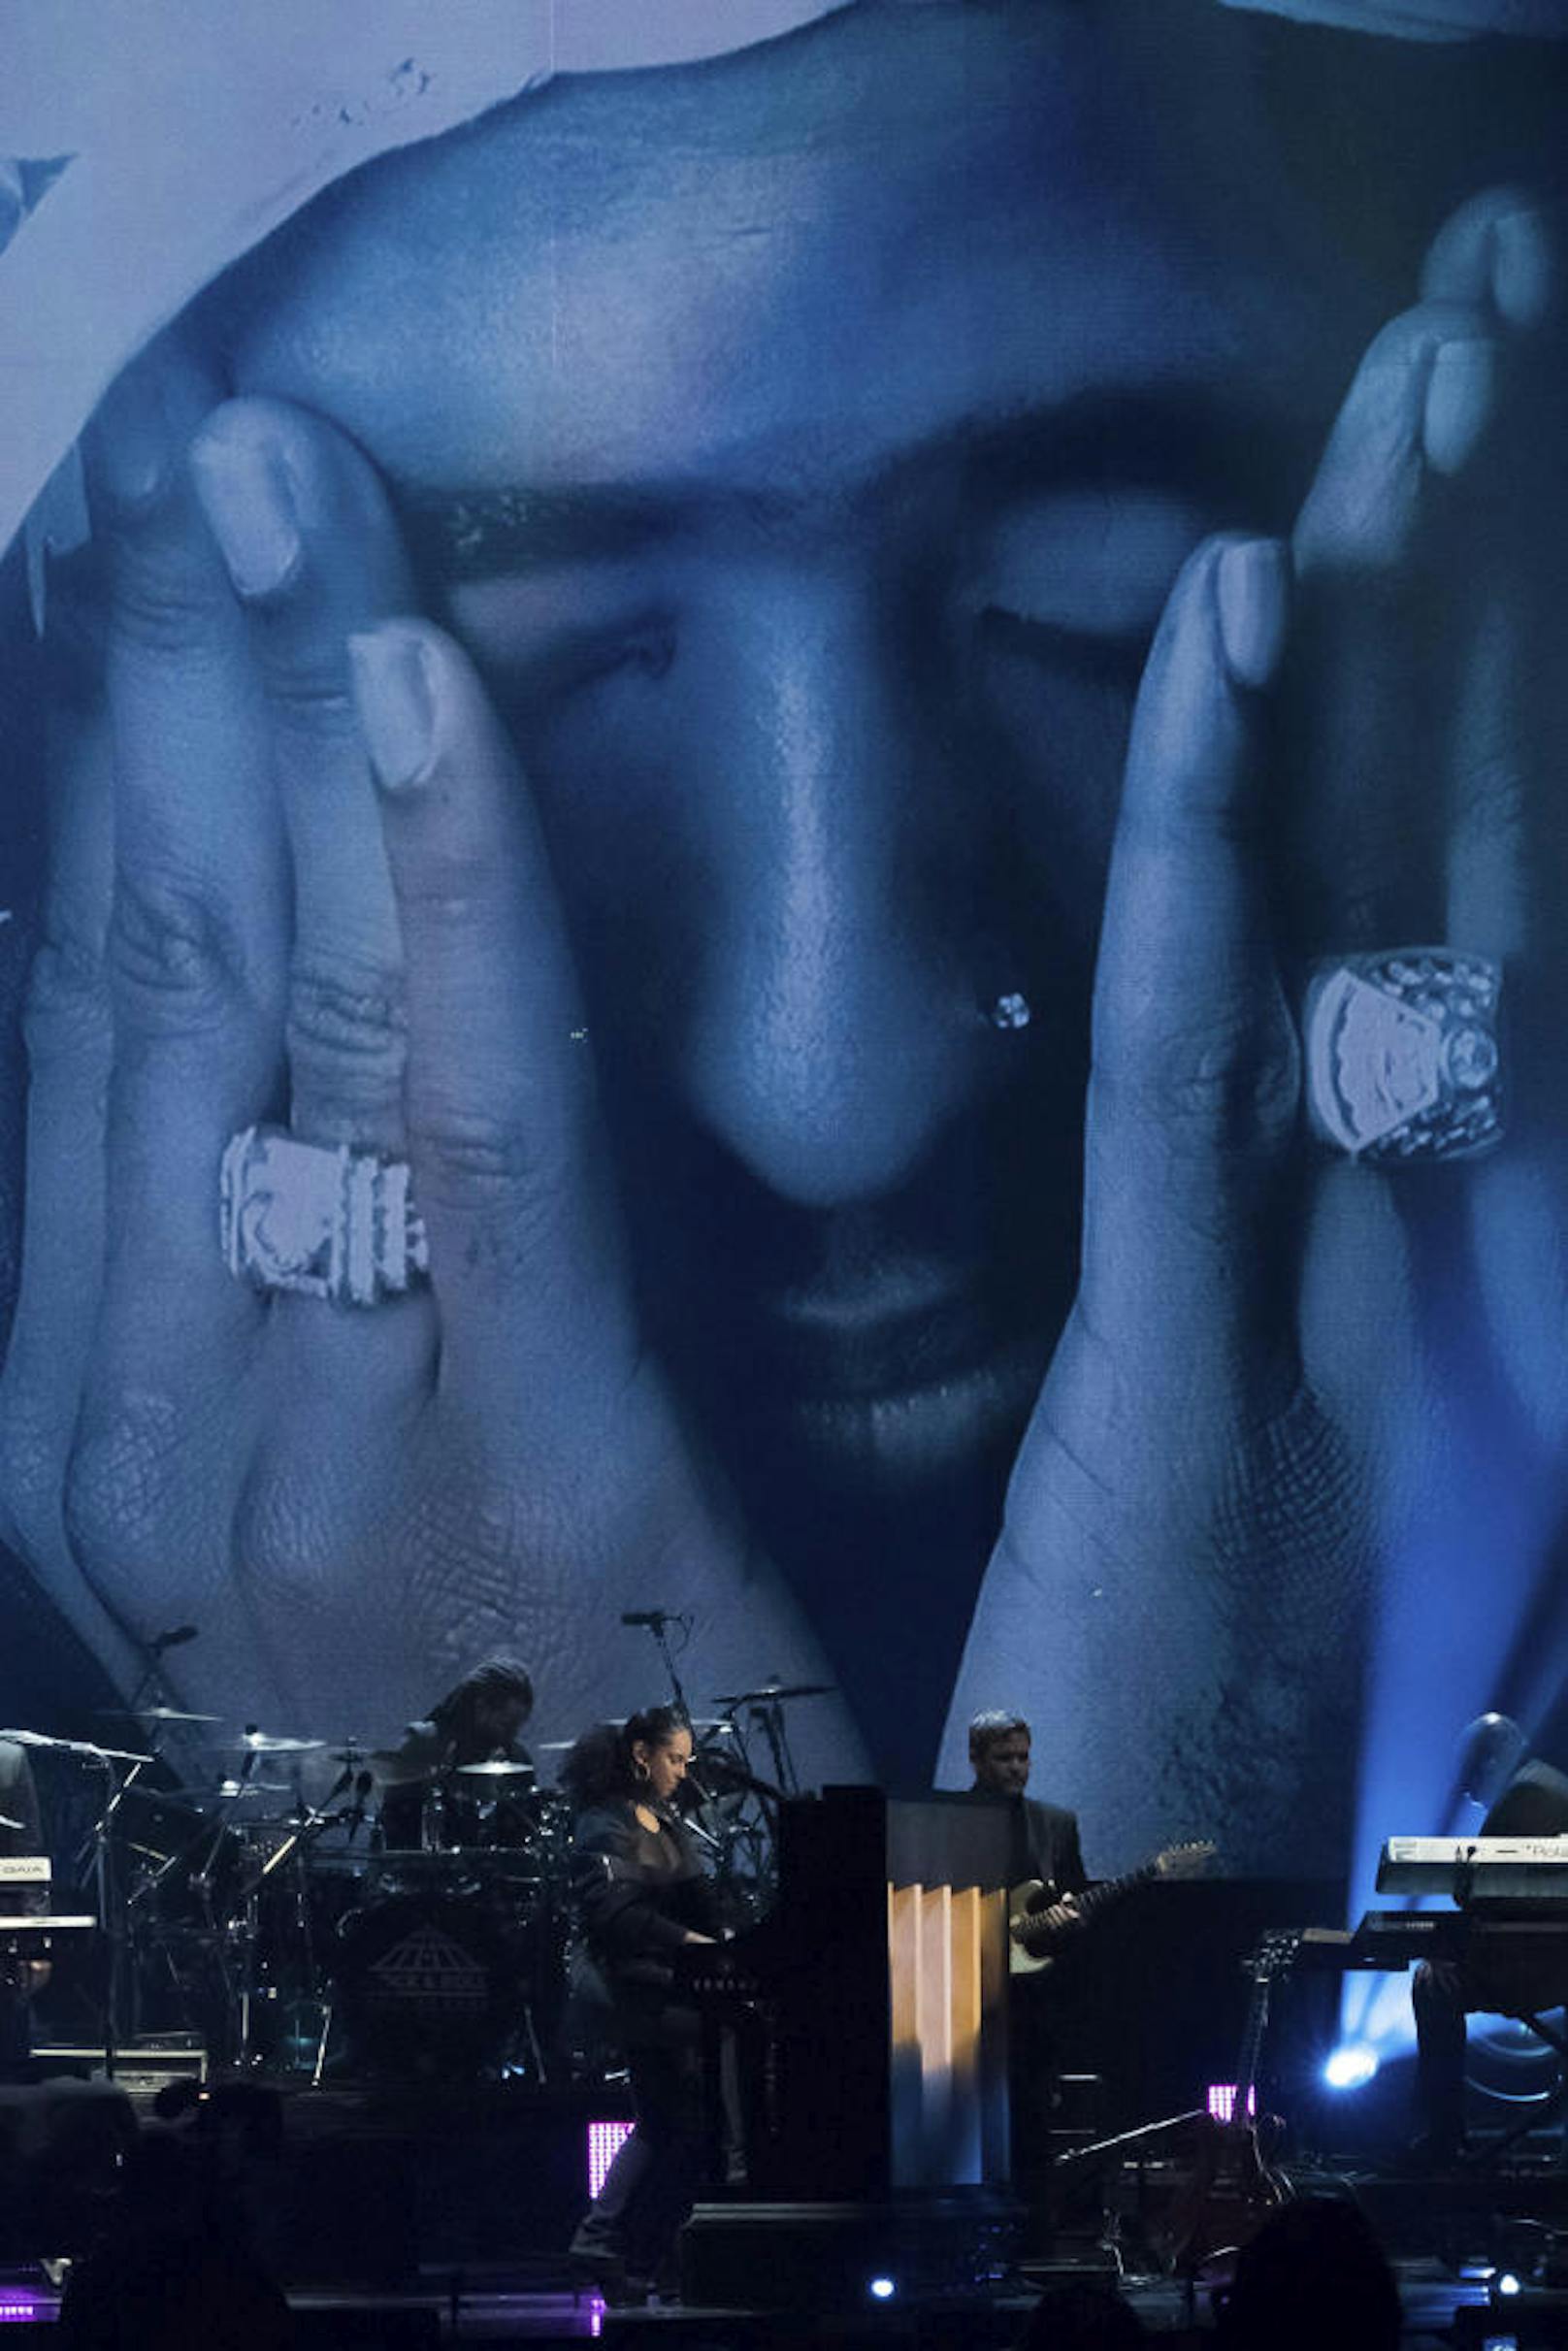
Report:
9,1671,833,2087
99,1716,575,2085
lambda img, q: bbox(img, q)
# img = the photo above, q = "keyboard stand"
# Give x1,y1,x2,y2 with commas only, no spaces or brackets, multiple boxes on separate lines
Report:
1477,2007,1568,2171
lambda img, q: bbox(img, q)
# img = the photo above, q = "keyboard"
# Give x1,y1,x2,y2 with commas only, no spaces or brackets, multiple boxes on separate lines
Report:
1378,1837,1568,1899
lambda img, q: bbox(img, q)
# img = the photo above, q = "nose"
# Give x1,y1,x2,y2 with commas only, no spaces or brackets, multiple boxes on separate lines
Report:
673,572,987,1209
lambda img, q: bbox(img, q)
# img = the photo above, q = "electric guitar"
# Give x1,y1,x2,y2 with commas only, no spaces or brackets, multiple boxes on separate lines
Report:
1158,1926,1298,2273
1008,1840,1215,1975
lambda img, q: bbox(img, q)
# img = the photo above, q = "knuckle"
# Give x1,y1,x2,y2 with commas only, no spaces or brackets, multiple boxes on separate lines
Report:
232,1466,338,1616
108,865,247,1032
1106,1013,1301,1151
408,1110,547,1200
286,959,407,1084
106,548,229,664
64,1389,190,1594
262,657,363,744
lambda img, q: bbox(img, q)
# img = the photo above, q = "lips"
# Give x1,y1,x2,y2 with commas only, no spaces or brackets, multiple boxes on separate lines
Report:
739,1254,1046,1404
607,1061,1083,1463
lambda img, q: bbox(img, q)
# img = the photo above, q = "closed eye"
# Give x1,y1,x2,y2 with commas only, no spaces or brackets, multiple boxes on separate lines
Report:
978,604,1151,691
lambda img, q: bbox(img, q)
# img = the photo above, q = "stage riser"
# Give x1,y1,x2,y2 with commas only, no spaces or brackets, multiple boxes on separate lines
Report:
3,2082,617,2286
679,2196,1018,2313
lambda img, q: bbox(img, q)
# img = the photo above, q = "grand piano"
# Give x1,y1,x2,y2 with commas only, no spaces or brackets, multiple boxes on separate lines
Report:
681,1784,1014,2198
675,1786,1018,2303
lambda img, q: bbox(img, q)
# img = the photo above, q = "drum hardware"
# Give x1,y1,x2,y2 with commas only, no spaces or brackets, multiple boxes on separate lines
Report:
164,1780,291,1805
222,1732,328,1756
2,1725,155,2078
220,1761,385,2073
708,1683,833,1804
95,1706,222,1724
711,1683,837,1707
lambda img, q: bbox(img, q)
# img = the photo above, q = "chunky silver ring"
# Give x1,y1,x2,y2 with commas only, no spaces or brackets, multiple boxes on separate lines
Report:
1302,947,1504,1163
220,1125,430,1306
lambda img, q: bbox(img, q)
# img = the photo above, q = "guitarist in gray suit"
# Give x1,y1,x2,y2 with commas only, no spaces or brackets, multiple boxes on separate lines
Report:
965,1709,1092,2195
968,1709,1090,1913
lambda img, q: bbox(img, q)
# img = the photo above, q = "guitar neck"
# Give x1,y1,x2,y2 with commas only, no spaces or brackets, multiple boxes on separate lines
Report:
1073,1859,1158,1928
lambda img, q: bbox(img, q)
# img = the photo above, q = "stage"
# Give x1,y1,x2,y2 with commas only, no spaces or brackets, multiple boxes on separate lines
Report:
3,2070,1568,2345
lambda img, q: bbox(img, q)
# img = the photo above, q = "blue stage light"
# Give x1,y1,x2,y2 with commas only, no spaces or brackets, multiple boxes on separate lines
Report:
1495,2270,1523,2298
867,2275,897,2301
1323,2044,1380,2091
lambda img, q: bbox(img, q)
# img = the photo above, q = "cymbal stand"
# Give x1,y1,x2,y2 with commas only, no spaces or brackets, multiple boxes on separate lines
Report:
747,1694,800,1798
232,1772,354,2072
626,1609,696,1728
689,1717,781,1912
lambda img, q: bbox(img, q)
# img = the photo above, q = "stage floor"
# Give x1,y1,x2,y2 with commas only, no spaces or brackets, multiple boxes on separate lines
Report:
0,2252,1531,2344
5,2072,1568,2344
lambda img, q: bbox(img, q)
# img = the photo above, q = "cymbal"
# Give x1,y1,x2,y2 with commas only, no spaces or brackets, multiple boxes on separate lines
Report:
712,1682,836,1707
223,1734,326,1755
96,1706,221,1724
535,1717,730,1751
166,1780,290,1801
454,1759,535,1780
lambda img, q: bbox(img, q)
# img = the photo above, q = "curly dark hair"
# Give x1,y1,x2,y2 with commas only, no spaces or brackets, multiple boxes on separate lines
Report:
559,1705,686,1809
428,1653,535,1745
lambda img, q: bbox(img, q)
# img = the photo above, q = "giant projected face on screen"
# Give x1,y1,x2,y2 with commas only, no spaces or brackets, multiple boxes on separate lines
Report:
1,0,1565,1878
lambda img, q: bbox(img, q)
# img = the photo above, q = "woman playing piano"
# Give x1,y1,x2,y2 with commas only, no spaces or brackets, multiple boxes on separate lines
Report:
561,1707,719,2305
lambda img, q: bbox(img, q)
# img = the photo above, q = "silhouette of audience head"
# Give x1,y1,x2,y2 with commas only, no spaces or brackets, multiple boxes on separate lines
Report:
1215,2196,1400,2351
1016,2276,1147,2348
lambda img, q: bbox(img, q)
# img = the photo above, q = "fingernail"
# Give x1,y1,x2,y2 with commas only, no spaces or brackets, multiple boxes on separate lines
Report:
349,626,438,792
1491,209,1554,331
1422,338,1496,476
90,362,173,514
1216,538,1289,690
190,423,301,599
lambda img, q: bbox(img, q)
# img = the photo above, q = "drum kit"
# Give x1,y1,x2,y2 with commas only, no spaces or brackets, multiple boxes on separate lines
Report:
12,1711,573,2086
5,1668,836,2087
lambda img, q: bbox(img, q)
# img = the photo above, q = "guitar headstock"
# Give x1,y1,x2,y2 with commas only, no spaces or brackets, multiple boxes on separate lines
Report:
1242,1926,1304,1981
1152,1840,1217,1880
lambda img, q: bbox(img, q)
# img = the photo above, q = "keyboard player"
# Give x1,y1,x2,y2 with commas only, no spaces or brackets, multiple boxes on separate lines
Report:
0,1734,49,2074
1411,1714,1568,2166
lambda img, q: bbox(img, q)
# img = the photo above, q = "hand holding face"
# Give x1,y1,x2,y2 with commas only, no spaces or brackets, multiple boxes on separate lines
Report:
950,189,1567,1871
0,351,854,1754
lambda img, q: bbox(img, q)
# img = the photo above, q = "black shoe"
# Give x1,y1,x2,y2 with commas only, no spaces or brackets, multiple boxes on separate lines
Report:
571,2245,651,2306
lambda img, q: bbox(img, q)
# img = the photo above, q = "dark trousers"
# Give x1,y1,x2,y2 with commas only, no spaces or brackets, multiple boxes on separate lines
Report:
1413,1956,1568,2151
573,1999,704,2280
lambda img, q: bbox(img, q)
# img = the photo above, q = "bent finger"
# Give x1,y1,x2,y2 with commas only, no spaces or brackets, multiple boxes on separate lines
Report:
1083,532,1299,1387
351,620,637,1437
190,396,415,1158
83,340,286,1433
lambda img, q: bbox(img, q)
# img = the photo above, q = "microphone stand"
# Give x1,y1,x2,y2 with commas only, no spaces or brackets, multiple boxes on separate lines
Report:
625,1611,694,1728
1,1729,152,2080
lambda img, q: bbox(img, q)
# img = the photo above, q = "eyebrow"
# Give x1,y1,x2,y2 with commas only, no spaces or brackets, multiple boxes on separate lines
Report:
396,391,1298,584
